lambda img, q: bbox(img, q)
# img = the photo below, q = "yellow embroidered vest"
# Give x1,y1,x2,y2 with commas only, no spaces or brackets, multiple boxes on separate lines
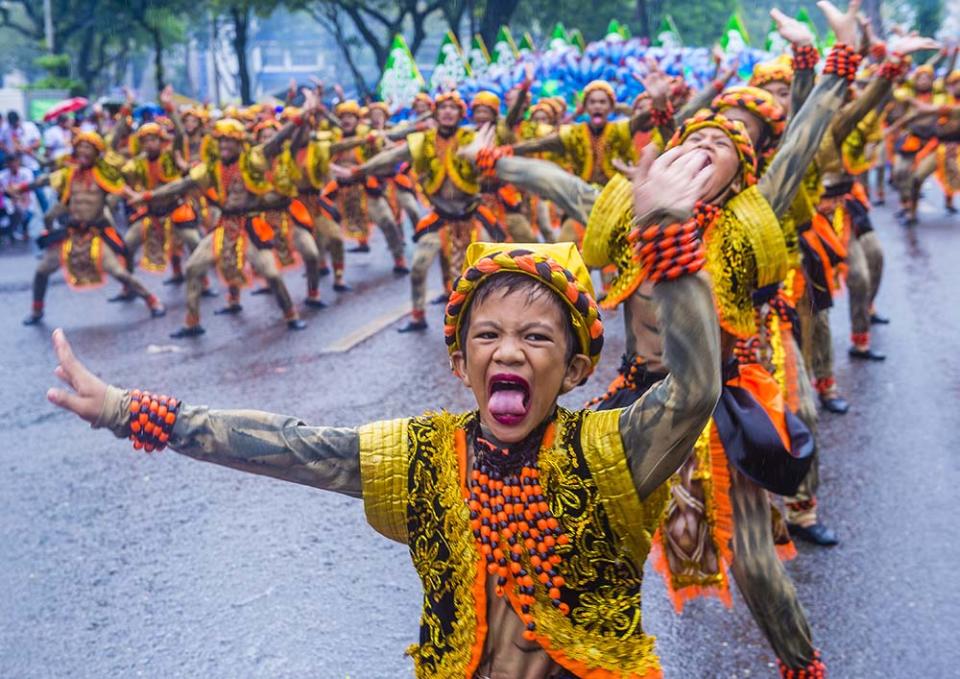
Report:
558,120,636,185
358,407,668,679
407,128,480,197
704,185,789,339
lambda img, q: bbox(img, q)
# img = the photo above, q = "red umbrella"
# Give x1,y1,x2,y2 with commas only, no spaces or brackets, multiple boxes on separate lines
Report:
42,97,89,122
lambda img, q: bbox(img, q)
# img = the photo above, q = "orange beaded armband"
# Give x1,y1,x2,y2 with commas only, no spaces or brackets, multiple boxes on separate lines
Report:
127,389,180,453
791,44,820,71
649,101,674,127
879,54,909,81
476,145,514,178
870,41,887,61
778,650,826,679
631,202,714,284
823,43,862,81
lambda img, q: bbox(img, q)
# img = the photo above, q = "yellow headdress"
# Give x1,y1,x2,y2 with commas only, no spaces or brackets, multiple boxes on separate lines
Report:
749,55,794,87
667,109,758,187
135,122,167,140
444,242,604,373
471,90,502,113
335,100,362,117
182,106,210,122
368,102,390,117
72,131,106,154
711,85,787,153
582,80,617,105
435,90,468,116
211,118,247,141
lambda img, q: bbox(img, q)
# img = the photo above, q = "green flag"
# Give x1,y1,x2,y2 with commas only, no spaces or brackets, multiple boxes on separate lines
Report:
719,13,750,52
569,28,587,52
619,23,632,40
377,34,425,108
606,19,622,39
467,34,491,75
430,31,470,92
653,15,682,48
491,26,519,64
518,32,536,55
548,22,570,50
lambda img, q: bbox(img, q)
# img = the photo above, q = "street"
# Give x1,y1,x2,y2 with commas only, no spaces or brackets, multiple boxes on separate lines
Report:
1,192,958,679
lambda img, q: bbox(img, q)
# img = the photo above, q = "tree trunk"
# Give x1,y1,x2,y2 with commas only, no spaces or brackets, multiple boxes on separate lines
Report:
636,0,651,39
230,7,252,104
478,0,519,48
152,27,165,92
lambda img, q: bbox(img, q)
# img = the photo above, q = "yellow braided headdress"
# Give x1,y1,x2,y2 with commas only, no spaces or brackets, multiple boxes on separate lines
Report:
444,243,604,372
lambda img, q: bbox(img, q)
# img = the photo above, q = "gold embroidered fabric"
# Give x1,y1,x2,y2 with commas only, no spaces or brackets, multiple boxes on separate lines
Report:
358,417,411,544
61,230,104,288
408,129,479,197
559,120,635,184
706,186,788,338
396,408,663,679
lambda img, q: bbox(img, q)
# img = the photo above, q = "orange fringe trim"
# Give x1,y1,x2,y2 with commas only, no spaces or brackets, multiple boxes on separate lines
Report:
650,424,735,613
776,539,798,562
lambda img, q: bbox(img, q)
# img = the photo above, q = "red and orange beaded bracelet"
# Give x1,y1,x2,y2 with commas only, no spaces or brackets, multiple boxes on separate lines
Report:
649,101,675,127
879,53,909,81
476,145,514,178
778,650,826,679
631,202,714,283
128,389,180,453
791,44,820,71
823,43,862,81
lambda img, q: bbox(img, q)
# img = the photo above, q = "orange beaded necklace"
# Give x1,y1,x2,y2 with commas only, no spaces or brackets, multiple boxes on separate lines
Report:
466,418,570,640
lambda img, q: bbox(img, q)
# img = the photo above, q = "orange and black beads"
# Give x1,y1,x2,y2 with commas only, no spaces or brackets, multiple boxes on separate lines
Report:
823,43,862,82
632,202,713,283
778,650,826,679
649,101,675,127
476,145,514,178
791,44,820,71
468,435,570,639
127,389,179,453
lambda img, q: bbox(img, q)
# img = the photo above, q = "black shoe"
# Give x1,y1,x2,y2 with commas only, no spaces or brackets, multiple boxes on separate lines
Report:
200,287,218,298
874,197,885,206
251,286,271,296
22,312,43,326
108,290,137,303
894,208,905,219
947,204,958,215
870,313,890,325
904,215,918,227
287,318,307,331
398,319,428,333
150,305,167,318
393,264,410,275
333,282,352,293
819,394,849,414
214,304,243,315
430,293,448,305
318,267,331,278
170,325,205,338
849,346,886,361
304,298,327,309
788,522,839,547
348,243,370,253
163,275,185,286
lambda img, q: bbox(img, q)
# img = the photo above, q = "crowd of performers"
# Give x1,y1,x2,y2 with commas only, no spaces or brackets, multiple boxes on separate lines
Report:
34,1,957,676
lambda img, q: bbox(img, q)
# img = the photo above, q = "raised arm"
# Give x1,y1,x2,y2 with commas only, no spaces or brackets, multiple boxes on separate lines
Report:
46,329,363,498
494,155,596,224
505,70,533,130
351,141,412,178
510,131,566,157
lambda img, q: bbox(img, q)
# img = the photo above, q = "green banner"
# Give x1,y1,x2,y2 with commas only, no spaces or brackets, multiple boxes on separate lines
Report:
377,34,425,108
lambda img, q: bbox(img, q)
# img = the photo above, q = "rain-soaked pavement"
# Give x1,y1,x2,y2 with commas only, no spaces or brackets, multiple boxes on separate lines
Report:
1,190,958,679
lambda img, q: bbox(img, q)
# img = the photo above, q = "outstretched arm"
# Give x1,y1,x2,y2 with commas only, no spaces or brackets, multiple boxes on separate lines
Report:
46,329,363,497
494,155,596,224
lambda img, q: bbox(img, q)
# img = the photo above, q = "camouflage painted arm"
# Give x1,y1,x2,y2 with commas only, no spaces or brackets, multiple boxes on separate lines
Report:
510,133,566,157
759,73,849,217
619,271,721,500
354,142,412,177
789,58,817,121
260,120,300,160
494,155,597,224
96,386,363,497
505,80,531,130
830,76,891,149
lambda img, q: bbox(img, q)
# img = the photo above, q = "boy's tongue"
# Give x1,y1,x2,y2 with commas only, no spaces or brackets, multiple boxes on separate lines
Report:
489,389,527,416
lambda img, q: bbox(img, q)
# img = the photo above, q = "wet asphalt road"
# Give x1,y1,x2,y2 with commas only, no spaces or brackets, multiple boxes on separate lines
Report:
1,191,958,679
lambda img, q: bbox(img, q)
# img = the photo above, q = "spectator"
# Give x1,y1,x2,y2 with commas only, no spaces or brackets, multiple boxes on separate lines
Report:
5,110,48,212
0,152,35,242
42,114,73,163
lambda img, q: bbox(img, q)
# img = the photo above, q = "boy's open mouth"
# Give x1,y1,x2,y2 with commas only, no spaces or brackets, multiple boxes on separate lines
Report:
487,373,531,426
